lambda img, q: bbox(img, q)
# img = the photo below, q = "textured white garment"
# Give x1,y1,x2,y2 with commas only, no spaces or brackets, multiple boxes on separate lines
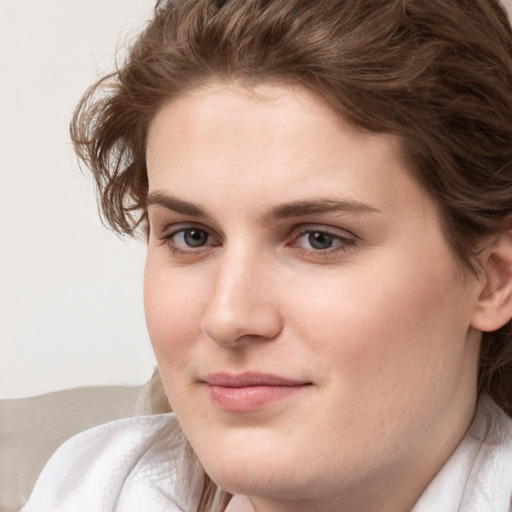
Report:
412,398,512,512
22,398,512,512
21,414,204,512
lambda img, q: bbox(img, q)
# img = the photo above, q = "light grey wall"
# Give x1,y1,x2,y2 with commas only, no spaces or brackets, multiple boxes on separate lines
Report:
0,0,156,398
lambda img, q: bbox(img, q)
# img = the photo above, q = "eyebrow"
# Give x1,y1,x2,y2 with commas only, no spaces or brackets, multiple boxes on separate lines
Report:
146,191,382,219
146,191,210,217
266,198,382,219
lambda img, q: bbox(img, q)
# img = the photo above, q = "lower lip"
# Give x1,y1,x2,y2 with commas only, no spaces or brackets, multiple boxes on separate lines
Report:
207,384,308,412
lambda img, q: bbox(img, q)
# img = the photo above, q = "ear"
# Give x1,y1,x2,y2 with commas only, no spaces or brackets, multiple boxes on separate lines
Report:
471,227,512,332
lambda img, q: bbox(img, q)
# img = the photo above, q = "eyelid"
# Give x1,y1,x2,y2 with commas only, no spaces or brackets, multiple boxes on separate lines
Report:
155,221,216,241
286,224,358,257
155,222,221,256
288,223,358,242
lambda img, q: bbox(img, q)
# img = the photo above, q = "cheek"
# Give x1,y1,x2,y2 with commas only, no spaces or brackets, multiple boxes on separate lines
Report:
143,258,206,378
144,268,209,416
288,251,469,397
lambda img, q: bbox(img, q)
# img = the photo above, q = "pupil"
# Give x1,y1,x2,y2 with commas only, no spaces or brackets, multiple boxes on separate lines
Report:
184,229,207,247
309,232,333,250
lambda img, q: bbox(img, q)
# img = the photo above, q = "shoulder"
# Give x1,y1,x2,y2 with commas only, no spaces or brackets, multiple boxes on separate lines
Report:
22,413,203,512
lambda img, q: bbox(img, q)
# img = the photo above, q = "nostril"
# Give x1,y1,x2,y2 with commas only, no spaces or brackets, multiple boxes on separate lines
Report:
201,300,283,347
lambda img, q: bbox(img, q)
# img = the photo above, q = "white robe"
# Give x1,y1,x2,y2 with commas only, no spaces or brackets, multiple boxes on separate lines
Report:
22,397,512,512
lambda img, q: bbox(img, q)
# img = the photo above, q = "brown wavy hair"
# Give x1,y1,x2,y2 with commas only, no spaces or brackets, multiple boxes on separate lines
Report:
71,0,512,509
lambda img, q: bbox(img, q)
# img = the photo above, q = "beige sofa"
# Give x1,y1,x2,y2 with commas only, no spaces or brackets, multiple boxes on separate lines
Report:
0,384,149,512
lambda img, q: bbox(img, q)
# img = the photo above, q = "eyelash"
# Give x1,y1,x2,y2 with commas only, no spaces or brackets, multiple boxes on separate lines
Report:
158,224,357,259
158,225,218,256
289,228,356,258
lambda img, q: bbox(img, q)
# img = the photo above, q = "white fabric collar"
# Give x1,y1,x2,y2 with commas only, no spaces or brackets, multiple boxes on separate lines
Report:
23,398,512,512
412,398,512,512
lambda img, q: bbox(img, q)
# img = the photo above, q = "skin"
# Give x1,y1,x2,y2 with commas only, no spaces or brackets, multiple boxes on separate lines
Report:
144,83,485,512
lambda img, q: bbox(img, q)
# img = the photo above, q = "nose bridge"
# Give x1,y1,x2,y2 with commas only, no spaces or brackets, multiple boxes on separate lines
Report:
217,245,255,302
201,242,282,346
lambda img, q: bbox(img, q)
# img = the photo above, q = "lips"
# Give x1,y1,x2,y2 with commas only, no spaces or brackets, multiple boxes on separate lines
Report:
203,372,311,412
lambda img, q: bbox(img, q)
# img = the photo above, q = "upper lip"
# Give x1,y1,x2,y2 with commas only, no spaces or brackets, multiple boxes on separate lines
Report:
203,371,311,388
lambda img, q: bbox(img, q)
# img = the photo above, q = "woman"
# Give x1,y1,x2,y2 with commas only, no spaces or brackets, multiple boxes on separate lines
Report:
23,0,512,511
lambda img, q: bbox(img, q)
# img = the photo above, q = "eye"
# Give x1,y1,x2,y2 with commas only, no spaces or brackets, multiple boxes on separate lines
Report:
159,226,218,255
304,231,338,250
290,227,356,256
175,228,209,248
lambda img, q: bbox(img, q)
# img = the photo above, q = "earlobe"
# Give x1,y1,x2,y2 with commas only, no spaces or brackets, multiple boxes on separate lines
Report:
471,227,512,333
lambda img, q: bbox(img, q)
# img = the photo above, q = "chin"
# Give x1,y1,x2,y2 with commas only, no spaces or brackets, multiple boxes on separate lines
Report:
192,433,323,500
207,464,311,501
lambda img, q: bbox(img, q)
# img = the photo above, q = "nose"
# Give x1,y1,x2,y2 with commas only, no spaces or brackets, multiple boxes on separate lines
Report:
201,248,283,347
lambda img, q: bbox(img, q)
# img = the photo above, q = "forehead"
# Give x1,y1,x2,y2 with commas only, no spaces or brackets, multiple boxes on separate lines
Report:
149,81,395,142
146,82,404,198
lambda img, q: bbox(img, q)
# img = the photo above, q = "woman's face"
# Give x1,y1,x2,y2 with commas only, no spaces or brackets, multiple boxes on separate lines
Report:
145,83,483,510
